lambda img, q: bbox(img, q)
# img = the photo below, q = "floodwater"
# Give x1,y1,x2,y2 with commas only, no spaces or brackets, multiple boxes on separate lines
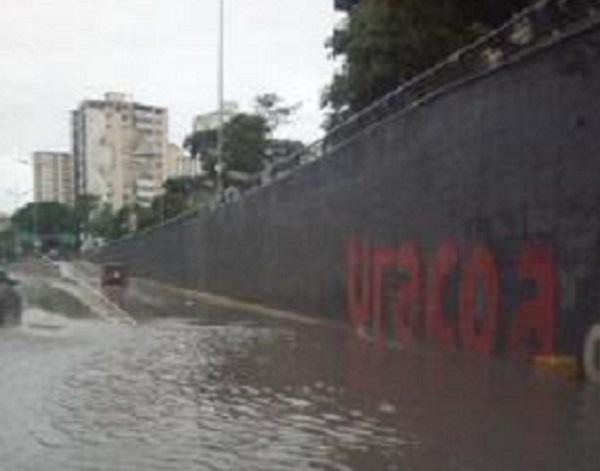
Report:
1,268,600,471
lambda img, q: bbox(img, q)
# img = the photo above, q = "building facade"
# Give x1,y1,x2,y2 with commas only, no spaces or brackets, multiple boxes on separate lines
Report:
164,143,196,179
33,152,75,206
72,92,168,210
193,101,238,133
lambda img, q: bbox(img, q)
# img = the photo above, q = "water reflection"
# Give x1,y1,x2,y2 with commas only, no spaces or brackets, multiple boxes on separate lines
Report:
1,294,600,470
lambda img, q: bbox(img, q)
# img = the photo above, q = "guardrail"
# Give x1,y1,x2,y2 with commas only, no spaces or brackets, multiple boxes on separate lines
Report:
261,0,600,185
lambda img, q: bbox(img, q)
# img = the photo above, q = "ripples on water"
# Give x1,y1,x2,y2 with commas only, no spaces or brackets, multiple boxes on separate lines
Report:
39,321,410,470
2,302,600,470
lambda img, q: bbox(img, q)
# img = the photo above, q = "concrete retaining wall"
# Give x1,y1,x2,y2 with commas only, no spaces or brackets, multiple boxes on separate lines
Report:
91,24,600,360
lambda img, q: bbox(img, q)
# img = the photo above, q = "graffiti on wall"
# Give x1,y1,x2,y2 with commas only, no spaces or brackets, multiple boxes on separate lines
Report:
347,237,559,359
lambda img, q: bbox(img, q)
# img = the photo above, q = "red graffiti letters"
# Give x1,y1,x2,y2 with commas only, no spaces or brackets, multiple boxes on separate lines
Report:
372,247,396,346
459,246,499,355
347,238,371,329
426,242,459,350
395,242,422,346
508,246,558,359
346,238,558,359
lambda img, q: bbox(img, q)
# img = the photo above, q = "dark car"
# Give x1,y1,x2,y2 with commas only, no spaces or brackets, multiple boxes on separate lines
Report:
101,263,129,287
0,271,21,326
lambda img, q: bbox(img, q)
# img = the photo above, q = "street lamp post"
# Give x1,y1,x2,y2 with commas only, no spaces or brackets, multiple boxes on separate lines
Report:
6,187,31,257
15,158,39,251
216,0,225,202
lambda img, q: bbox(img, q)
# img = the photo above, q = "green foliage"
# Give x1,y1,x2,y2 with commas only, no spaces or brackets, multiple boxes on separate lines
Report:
0,228,16,261
254,93,301,134
11,202,77,235
87,203,125,241
74,193,100,244
74,194,99,226
183,129,218,162
163,177,200,195
183,112,269,177
85,203,143,242
144,187,188,227
322,0,536,127
80,177,216,240
222,113,269,174
136,176,215,232
135,205,158,232
183,93,300,182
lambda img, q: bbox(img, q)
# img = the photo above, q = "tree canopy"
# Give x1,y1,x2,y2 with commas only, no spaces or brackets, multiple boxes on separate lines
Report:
183,129,218,167
183,93,301,182
222,113,269,173
254,93,301,133
73,193,100,236
322,0,536,128
12,202,77,235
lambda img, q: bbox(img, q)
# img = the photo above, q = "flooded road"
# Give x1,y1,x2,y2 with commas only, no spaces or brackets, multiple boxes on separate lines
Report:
1,267,600,470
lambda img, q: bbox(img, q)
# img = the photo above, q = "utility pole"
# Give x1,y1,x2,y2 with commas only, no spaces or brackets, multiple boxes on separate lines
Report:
7,186,29,257
15,158,39,252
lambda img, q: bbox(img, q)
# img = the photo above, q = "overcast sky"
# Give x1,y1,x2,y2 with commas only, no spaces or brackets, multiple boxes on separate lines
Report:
0,0,339,213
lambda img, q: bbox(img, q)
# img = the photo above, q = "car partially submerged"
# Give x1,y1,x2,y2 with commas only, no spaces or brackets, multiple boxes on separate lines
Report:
0,271,22,326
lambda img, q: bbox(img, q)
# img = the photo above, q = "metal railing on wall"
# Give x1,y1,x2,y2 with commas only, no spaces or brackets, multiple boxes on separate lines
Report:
324,0,600,147
92,0,600,252
259,0,600,186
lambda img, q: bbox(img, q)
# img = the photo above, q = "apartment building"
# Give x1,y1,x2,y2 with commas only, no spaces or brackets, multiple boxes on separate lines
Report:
71,92,168,210
165,143,199,179
33,152,75,206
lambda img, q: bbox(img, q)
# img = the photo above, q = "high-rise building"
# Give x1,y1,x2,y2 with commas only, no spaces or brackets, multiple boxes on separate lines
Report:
33,152,75,206
71,92,169,210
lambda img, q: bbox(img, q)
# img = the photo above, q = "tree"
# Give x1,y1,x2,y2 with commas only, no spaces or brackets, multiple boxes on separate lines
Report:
147,178,194,224
183,93,301,179
183,112,269,179
0,228,17,261
322,0,536,128
12,202,77,236
183,129,218,177
11,202,78,252
74,193,100,243
85,203,117,241
222,113,269,174
132,177,217,231
135,205,158,232
254,93,301,134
